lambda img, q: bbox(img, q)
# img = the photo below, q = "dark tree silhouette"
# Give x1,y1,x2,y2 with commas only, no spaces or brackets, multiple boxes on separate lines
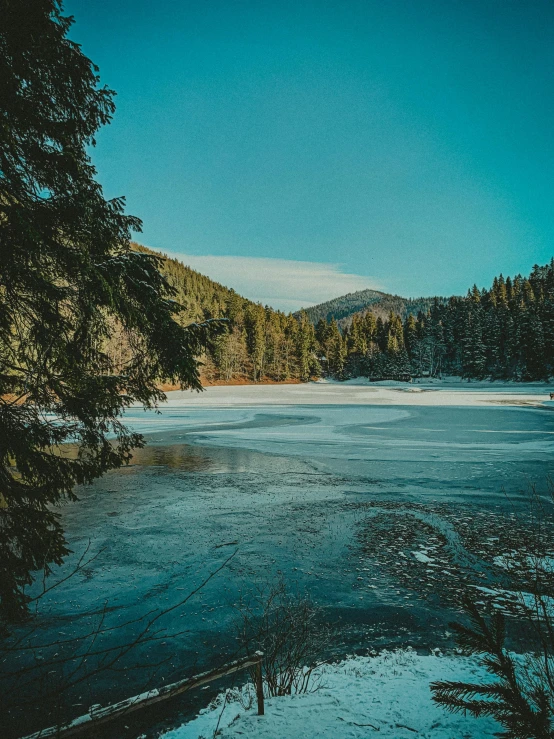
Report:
0,0,223,623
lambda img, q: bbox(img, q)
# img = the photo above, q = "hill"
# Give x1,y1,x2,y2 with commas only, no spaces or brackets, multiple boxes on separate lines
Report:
132,243,243,323
136,244,443,332
127,244,319,384
298,288,445,326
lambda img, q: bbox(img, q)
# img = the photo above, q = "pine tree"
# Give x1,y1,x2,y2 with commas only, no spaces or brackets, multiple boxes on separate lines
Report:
296,311,318,382
244,304,266,381
462,304,487,378
349,314,368,355
403,314,418,356
362,311,378,345
327,319,346,377
431,598,554,739
0,0,224,622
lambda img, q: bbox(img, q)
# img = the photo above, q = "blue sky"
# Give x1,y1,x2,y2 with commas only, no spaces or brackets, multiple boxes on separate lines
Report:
67,0,554,311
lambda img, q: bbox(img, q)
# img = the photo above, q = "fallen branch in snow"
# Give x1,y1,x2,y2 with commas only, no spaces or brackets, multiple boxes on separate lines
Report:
20,651,264,739
212,689,231,738
161,649,502,739
338,716,380,730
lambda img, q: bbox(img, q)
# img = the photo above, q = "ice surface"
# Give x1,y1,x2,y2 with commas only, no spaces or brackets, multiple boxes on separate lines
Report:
127,380,552,418
412,551,433,563
7,383,554,738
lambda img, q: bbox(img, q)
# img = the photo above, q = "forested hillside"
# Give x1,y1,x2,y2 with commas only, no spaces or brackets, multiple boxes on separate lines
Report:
317,261,554,381
299,288,443,325
116,245,320,383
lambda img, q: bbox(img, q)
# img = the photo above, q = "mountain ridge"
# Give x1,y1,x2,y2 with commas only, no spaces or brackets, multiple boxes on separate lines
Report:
297,288,447,326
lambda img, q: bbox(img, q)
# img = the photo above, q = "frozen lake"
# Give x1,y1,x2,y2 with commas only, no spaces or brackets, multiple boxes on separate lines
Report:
5,382,554,738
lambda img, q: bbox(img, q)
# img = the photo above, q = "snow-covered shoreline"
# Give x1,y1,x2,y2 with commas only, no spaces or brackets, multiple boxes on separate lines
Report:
151,377,553,409
161,649,500,739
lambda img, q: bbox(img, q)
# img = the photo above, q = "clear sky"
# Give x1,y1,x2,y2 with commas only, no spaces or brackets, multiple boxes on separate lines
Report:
66,0,554,311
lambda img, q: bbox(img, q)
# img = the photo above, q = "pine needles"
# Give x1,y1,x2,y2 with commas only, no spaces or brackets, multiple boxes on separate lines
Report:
431,597,554,738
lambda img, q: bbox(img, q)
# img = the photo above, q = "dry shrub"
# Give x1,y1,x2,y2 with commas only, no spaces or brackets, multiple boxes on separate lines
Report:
233,573,332,697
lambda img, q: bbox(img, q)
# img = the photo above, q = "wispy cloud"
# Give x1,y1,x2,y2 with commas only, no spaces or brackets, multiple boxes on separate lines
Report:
156,250,384,312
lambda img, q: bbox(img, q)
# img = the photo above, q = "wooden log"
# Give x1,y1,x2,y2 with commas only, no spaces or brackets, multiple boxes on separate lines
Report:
21,651,264,739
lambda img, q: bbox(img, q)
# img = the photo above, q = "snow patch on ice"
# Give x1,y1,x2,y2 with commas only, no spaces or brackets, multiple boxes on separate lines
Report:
493,552,554,573
412,550,434,563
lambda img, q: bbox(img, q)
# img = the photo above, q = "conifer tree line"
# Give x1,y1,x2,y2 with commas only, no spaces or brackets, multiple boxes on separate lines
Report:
318,260,554,381
121,250,554,384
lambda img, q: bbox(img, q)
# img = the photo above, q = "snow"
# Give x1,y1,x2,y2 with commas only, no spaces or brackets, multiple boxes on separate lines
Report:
135,379,552,412
161,649,500,739
121,398,554,467
412,550,433,563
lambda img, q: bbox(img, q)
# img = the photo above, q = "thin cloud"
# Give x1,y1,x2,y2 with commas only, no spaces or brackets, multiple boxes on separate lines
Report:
156,250,385,312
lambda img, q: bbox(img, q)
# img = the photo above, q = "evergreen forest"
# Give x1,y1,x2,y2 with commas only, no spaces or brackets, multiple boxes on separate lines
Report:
320,261,554,381
125,247,554,383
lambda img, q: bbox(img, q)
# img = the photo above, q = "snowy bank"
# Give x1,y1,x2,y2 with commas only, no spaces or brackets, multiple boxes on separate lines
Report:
161,649,500,739
134,380,550,411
